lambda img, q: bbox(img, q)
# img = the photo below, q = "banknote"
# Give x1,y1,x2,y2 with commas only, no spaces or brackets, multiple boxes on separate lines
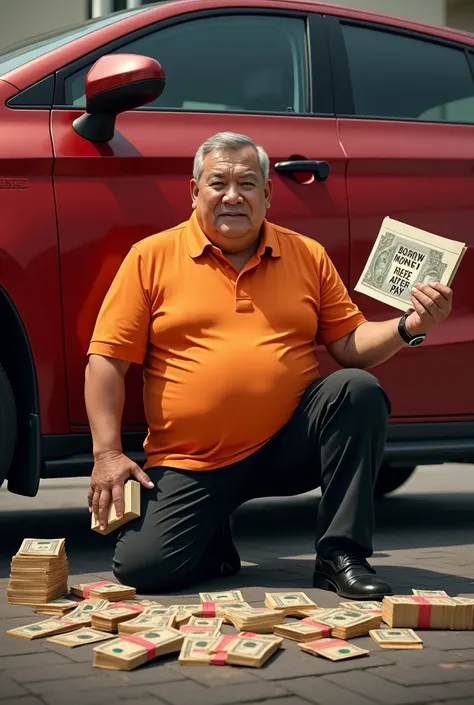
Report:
47,628,116,647
7,619,78,639
300,638,369,661
199,591,244,603
179,637,221,663
225,637,272,658
94,627,181,661
370,629,421,643
17,539,65,556
186,617,223,628
339,601,382,612
412,590,449,597
311,610,370,627
265,593,316,608
354,217,466,311
66,600,110,622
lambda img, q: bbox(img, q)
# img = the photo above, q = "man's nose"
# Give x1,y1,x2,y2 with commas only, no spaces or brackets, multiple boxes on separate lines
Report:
222,184,242,203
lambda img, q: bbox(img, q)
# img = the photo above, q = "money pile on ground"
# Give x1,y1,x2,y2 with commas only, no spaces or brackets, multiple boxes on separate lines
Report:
70,581,136,601
33,596,80,616
224,606,284,633
93,627,184,670
382,596,458,629
91,602,147,632
179,617,223,637
178,633,282,666
265,592,318,616
8,539,68,605
47,628,116,648
370,628,423,649
118,608,175,634
7,599,110,639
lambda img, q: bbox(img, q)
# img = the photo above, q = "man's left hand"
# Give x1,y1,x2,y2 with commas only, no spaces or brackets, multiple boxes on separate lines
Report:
405,282,453,336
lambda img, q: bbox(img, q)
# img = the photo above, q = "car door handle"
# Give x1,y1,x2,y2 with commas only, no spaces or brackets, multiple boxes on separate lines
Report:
274,160,330,182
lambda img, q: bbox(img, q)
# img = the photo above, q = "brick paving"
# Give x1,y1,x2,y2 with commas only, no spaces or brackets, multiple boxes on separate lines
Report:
0,464,473,705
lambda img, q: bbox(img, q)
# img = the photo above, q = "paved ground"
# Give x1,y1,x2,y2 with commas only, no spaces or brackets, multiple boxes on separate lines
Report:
0,463,473,705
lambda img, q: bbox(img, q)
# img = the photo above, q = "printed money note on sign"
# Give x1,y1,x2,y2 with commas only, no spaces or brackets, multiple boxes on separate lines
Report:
354,217,466,311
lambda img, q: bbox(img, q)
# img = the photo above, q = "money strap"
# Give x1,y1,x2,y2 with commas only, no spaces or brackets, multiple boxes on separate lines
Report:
82,581,111,598
122,634,157,660
302,619,332,636
308,638,347,649
181,625,215,632
201,602,216,617
210,652,227,666
109,602,143,612
411,597,433,628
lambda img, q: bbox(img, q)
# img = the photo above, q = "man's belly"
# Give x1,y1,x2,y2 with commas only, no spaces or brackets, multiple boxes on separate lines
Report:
142,343,320,466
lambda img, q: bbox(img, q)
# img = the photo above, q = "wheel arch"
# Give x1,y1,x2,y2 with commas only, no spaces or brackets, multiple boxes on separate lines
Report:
0,286,41,496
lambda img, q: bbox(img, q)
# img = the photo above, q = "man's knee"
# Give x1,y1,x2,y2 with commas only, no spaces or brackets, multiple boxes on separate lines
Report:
112,539,192,594
332,368,391,415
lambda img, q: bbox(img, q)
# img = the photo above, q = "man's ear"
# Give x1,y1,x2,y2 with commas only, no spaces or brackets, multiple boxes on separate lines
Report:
190,178,199,209
264,179,273,208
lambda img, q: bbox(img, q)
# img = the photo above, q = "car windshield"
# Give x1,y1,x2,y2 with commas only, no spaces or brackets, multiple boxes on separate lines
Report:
0,5,153,77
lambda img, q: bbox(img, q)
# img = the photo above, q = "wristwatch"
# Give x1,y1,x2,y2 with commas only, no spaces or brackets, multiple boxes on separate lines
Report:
398,313,426,347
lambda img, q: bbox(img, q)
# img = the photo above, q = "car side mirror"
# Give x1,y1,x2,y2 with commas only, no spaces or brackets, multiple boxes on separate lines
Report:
72,53,165,143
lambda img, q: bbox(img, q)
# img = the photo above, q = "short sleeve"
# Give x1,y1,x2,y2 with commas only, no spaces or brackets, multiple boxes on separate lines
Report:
87,245,150,364
316,248,367,346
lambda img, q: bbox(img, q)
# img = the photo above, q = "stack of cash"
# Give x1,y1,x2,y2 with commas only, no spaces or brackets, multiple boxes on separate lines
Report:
7,618,83,640
33,596,80,616
339,601,383,616
59,599,111,627
223,606,284,633
370,628,423,649
91,602,146,632
412,590,450,597
225,635,281,668
70,581,136,601
452,597,474,630
7,539,69,605
299,638,369,661
47,628,116,648
198,591,245,617
302,608,380,639
178,635,236,665
179,617,223,637
273,616,333,642
382,596,458,629
265,592,318,617
93,627,184,671
167,605,202,627
118,609,175,635
197,602,251,621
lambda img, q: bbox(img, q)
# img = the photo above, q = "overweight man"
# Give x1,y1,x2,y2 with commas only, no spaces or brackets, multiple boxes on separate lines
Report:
85,131,452,599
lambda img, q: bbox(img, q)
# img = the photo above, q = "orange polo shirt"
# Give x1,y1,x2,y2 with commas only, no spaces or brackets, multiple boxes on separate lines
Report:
88,212,366,471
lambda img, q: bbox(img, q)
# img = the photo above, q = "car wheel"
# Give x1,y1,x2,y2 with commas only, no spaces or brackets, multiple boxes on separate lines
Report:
0,362,17,488
374,463,416,498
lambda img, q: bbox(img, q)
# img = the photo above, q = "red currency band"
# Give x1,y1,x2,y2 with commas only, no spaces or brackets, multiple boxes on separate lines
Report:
82,581,110,599
201,602,216,617
109,602,144,613
411,597,432,629
181,625,214,632
240,632,258,637
308,638,347,649
210,651,227,666
302,619,332,637
122,634,157,660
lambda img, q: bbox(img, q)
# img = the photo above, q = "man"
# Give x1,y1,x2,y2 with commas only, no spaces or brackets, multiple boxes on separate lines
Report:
85,131,452,599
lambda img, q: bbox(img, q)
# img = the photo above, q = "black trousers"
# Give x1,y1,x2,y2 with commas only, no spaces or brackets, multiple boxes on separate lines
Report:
113,369,391,593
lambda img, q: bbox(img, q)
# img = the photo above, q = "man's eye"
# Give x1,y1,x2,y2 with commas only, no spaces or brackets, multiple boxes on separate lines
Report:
242,182,256,187
211,182,224,187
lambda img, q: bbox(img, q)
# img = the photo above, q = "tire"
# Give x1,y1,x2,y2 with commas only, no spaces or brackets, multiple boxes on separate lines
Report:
0,362,17,488
374,463,416,498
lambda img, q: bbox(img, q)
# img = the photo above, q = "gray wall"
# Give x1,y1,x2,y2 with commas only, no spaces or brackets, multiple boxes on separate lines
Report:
0,0,87,51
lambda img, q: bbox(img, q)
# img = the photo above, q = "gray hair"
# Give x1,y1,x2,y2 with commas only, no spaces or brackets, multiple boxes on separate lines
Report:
193,132,270,182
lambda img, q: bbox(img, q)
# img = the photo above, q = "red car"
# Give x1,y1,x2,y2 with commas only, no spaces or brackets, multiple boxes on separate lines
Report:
0,0,473,500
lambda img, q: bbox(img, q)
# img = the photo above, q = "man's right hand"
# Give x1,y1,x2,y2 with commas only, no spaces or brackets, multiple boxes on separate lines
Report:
88,451,154,531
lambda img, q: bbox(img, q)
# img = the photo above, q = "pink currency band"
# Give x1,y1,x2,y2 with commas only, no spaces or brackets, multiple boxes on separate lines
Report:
181,625,214,632
216,635,237,650
210,651,227,666
82,581,111,598
307,638,348,649
201,602,216,617
302,619,332,637
122,634,157,660
410,597,432,629
109,602,143,613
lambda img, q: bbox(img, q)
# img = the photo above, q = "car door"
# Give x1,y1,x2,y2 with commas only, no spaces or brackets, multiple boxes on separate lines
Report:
326,15,474,420
51,7,350,428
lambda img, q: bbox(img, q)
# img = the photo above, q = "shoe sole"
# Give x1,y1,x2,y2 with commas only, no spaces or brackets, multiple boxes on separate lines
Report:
312,571,393,601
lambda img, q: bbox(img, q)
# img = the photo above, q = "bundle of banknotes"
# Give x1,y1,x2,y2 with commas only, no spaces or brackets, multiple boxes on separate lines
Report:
383,590,474,630
7,539,69,605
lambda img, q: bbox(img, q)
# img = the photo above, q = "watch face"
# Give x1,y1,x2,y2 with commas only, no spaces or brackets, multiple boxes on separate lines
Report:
409,336,425,347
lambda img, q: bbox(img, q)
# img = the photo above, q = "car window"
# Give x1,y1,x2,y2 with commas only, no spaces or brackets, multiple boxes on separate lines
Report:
64,14,308,114
0,6,152,77
340,23,474,124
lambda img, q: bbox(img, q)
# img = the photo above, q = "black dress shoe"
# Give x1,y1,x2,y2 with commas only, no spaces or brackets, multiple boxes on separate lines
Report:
313,551,392,600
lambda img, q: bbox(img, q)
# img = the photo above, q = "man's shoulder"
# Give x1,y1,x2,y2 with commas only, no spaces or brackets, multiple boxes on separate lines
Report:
269,221,326,259
132,220,188,258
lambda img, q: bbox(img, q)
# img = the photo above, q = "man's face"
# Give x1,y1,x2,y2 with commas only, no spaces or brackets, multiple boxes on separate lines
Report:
190,146,272,254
